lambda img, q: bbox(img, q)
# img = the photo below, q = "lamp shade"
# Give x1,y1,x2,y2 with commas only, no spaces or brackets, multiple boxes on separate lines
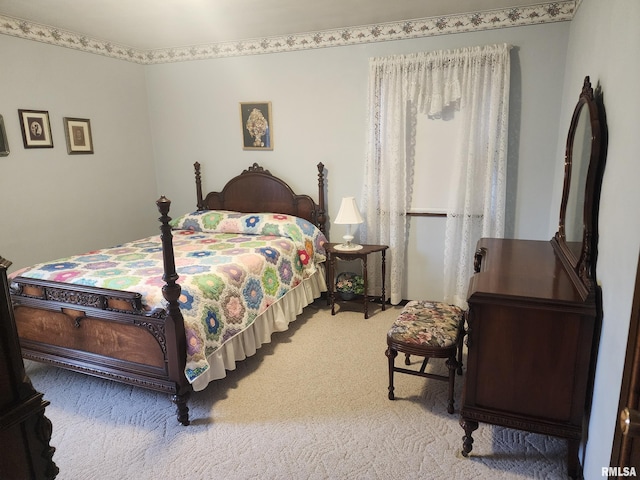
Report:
334,197,364,225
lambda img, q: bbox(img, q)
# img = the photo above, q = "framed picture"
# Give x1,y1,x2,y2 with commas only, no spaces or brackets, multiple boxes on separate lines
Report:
63,117,94,154
0,115,9,156
18,109,53,148
240,102,273,150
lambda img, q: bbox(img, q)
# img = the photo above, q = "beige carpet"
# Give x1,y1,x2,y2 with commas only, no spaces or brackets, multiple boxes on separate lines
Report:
25,299,570,480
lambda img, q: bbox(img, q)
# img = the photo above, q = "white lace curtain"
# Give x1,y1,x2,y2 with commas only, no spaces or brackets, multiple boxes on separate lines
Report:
361,43,510,306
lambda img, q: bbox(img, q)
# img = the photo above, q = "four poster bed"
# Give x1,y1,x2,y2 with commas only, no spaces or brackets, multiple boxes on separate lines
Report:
9,162,327,425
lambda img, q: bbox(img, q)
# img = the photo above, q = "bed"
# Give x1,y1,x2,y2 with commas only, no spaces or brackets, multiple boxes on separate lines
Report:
9,161,328,425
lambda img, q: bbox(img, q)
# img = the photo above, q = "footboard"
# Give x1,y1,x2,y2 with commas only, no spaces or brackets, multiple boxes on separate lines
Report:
10,197,191,425
11,279,173,390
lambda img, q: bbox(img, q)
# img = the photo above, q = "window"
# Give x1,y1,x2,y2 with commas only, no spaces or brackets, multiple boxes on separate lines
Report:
409,113,462,214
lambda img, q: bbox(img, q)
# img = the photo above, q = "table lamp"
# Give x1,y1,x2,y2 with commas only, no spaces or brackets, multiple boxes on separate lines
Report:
334,196,364,251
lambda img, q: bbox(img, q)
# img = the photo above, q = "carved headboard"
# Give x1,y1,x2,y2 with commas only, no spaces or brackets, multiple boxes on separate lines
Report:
194,162,327,234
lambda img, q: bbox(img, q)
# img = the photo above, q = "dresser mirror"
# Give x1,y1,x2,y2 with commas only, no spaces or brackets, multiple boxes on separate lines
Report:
462,76,607,478
552,76,605,298
0,115,9,156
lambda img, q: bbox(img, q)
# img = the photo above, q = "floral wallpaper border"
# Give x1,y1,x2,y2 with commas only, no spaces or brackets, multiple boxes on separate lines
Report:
0,1,576,64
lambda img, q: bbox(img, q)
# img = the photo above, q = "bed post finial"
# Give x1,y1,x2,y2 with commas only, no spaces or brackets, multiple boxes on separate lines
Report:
316,162,326,234
194,162,204,210
156,196,191,426
157,196,179,289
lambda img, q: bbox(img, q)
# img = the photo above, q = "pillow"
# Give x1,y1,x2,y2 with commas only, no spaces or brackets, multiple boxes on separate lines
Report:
171,210,327,263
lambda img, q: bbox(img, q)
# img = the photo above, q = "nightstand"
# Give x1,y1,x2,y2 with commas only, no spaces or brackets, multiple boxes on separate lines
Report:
325,243,388,319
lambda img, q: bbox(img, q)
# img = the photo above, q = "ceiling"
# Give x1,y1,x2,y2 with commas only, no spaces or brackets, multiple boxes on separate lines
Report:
0,0,567,51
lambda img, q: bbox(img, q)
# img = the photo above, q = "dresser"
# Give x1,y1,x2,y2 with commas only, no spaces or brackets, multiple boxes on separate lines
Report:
460,238,596,478
0,256,58,479
459,76,607,480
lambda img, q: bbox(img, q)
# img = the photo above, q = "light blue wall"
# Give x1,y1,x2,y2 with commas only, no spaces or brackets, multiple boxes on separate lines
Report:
0,36,157,271
558,1,640,477
4,6,637,472
145,22,570,301
0,21,570,300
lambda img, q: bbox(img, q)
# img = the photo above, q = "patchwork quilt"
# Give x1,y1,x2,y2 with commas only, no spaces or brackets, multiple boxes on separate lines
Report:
12,210,327,383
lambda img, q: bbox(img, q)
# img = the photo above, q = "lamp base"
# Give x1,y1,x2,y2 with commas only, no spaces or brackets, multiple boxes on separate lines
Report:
334,243,363,251
334,233,362,251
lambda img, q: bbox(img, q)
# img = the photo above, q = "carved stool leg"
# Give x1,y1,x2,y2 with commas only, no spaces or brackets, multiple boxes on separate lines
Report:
405,353,411,365
386,347,397,400
419,357,429,373
172,391,191,426
460,417,478,457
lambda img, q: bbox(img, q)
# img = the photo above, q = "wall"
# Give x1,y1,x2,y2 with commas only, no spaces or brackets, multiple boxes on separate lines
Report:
146,23,569,301
555,0,640,477
0,36,158,272
2,3,635,473
0,20,569,300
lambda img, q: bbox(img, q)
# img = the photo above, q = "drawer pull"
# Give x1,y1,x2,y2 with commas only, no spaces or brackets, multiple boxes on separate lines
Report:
620,407,640,437
61,307,87,328
473,247,487,273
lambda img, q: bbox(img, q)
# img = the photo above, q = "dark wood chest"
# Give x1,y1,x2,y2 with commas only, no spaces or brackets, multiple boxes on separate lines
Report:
460,238,597,479
0,256,58,479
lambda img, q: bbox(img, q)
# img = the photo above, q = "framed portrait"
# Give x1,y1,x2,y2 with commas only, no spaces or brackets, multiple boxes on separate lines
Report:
63,117,94,154
0,115,9,156
240,102,273,150
18,109,53,148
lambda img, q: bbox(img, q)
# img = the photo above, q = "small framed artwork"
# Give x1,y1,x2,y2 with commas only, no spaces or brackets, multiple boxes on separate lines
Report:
18,109,53,148
240,102,273,150
63,117,94,154
0,115,9,156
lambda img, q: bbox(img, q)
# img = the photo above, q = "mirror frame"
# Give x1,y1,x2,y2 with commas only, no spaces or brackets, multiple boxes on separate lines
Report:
552,76,605,299
0,115,9,157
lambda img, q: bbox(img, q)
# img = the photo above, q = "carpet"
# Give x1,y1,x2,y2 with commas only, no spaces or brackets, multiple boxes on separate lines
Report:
25,299,570,480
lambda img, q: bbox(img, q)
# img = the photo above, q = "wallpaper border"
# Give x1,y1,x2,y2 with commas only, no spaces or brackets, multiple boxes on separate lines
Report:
0,1,576,64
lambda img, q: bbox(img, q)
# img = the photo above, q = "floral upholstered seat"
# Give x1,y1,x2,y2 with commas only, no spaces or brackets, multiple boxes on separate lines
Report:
387,300,464,348
386,300,466,414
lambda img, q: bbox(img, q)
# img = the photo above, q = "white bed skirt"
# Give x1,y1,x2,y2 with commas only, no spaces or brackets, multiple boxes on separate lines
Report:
191,265,327,391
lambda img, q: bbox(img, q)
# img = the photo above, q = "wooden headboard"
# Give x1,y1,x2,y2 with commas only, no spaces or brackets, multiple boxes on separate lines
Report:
194,162,327,234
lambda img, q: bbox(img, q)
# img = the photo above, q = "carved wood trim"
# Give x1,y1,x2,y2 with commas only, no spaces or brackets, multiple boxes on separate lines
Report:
242,162,270,174
20,350,178,394
460,410,581,439
193,161,327,234
133,320,167,355
11,278,145,314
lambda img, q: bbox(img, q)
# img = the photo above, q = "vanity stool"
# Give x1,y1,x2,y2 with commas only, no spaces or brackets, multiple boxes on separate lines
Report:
386,300,465,414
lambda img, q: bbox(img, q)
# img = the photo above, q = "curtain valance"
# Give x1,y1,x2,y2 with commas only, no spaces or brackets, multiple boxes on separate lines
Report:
362,43,511,305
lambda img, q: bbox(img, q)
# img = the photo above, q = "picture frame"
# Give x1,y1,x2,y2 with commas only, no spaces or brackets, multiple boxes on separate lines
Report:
18,109,53,148
240,102,273,150
63,117,94,154
0,115,9,156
